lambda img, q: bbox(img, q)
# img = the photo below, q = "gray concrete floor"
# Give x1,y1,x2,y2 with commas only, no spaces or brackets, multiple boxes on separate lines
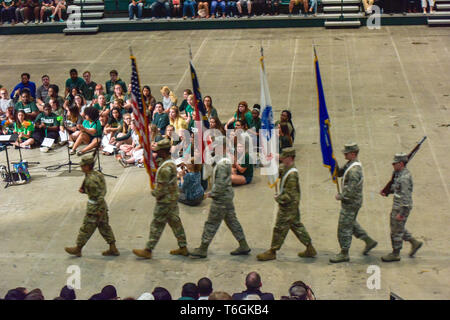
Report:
0,26,449,300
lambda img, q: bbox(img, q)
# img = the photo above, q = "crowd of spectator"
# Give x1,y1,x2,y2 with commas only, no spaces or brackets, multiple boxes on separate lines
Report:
0,0,68,25
2,271,316,300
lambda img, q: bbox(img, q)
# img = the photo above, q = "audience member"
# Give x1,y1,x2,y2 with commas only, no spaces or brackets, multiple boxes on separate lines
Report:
129,0,144,19
70,106,101,156
10,73,36,100
211,0,227,17
104,107,122,136
4,287,27,300
197,277,213,300
32,103,60,151
204,95,218,120
1,0,17,25
421,0,434,13
150,0,171,19
49,0,66,22
59,285,76,300
279,122,292,152
209,291,232,300
101,285,119,300
232,271,274,300
44,84,65,109
179,282,199,300
36,74,51,110
105,69,127,96
225,101,253,130
237,0,252,17
38,0,54,23
93,94,110,115
137,292,155,300
275,109,295,142
0,88,13,117
178,159,204,206
13,110,35,148
142,85,156,116
14,89,39,120
60,104,82,148
152,287,172,300
182,0,196,19
152,102,170,135
179,88,192,113
198,0,210,18
281,281,315,300
24,288,44,300
231,141,253,185
65,68,86,97
160,86,177,112
82,71,97,102
169,106,188,130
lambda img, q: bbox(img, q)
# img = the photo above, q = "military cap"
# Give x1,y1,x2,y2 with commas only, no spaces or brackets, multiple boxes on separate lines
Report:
393,152,408,164
342,142,359,154
153,138,171,151
79,155,95,166
280,147,296,158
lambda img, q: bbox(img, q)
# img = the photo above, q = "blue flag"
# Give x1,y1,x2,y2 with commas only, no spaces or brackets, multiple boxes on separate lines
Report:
315,48,338,184
189,61,210,129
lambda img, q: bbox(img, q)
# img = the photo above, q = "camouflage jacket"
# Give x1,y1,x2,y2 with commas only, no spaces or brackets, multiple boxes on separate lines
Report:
338,159,363,207
275,163,300,209
390,168,413,209
152,157,179,204
83,170,107,203
211,158,234,203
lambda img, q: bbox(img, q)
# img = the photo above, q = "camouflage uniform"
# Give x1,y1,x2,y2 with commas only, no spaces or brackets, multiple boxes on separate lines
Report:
76,170,116,247
271,163,312,250
145,157,187,250
389,167,414,250
201,158,247,245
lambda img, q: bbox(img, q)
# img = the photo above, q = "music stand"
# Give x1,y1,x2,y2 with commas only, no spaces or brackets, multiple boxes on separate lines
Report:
94,129,117,179
0,133,18,188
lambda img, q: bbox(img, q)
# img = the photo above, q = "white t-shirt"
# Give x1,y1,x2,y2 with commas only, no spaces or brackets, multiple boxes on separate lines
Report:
162,96,172,111
0,98,13,113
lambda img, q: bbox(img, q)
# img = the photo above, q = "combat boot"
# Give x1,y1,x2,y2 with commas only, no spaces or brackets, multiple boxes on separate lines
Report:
256,249,276,261
102,242,120,256
230,239,251,255
132,248,152,259
362,236,378,255
189,243,209,259
170,246,189,256
298,243,317,258
408,238,423,257
381,249,401,262
65,245,82,257
329,249,350,263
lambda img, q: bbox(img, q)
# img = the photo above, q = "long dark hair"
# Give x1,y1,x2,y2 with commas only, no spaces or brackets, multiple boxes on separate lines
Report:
84,106,99,122
282,110,295,142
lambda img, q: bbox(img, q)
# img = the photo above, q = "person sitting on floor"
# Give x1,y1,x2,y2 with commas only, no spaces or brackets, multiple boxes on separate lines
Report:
32,103,60,152
231,142,253,185
70,106,102,156
12,110,35,149
178,158,204,206
60,104,82,148
118,118,143,167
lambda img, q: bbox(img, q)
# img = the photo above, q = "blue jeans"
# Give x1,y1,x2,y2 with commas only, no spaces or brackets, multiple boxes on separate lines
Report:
182,0,196,17
151,1,171,17
211,0,226,15
227,1,238,16
309,0,317,13
129,3,143,19
1,7,16,23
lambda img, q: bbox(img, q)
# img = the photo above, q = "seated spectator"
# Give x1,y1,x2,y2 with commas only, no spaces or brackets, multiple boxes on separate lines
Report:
209,291,232,300
197,277,213,300
101,285,119,300
107,113,132,153
82,70,97,103
308,0,317,15
49,97,63,118
129,0,144,19
104,107,122,136
179,283,199,300
63,87,81,110
59,285,76,300
247,106,261,141
70,106,101,156
269,0,280,15
15,0,27,24
24,288,44,300
137,292,154,300
2,106,16,133
142,85,156,118
198,0,209,17
169,106,188,131
91,83,111,107
109,84,127,110
232,272,274,300
12,110,35,148
422,0,434,14
29,0,41,23
0,88,14,118
275,109,295,142
44,84,65,110
225,101,253,130
1,0,17,25
236,0,252,17
38,0,54,23
231,142,253,185
279,122,292,153
179,88,192,113
36,74,51,110
149,123,163,143
160,86,177,112
252,0,265,15
211,0,226,18
152,102,170,135
4,287,27,300
10,72,36,100
14,89,39,121
182,0,196,19
49,0,65,22
65,68,87,97
171,0,181,17
281,281,315,300
60,104,82,148
183,94,196,122
32,103,60,151
204,95,218,120
118,119,143,167
152,287,172,300
99,110,109,128
151,0,171,19
178,159,204,206
289,0,307,15
74,94,88,116
92,94,110,116
105,69,127,96
209,116,226,136
226,0,238,17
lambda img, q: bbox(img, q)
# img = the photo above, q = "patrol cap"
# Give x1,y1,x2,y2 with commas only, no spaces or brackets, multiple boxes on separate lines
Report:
79,155,95,166
393,152,408,164
280,147,296,159
153,138,171,151
342,142,359,154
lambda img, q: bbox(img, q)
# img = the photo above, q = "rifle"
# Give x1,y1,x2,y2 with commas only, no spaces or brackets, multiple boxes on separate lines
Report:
381,136,427,196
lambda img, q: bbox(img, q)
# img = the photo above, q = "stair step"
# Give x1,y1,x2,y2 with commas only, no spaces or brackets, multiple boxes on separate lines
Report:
70,12,104,18
430,10,450,15
63,26,99,34
81,5,104,11
437,4,450,8
322,0,361,4
428,18,450,24
72,0,104,4
323,5,360,12
322,13,364,18
325,20,361,27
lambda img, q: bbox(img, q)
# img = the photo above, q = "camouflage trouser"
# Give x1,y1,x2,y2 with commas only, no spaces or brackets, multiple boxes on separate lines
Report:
390,207,412,250
76,201,116,247
146,203,187,250
337,205,368,250
271,207,312,251
201,201,246,245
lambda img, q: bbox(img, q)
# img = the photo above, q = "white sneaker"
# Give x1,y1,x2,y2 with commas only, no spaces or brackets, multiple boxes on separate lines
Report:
40,146,49,153
59,140,67,146
68,141,74,148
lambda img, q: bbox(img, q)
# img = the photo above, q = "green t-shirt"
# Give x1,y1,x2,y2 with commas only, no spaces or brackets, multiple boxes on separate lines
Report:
93,93,111,102
239,153,253,180
44,95,65,108
93,103,110,112
179,99,188,113
14,121,34,141
14,101,38,114
233,111,254,129
35,112,60,128
84,81,97,101
105,79,127,96
107,117,122,128
66,77,87,93
83,119,102,137
185,104,194,118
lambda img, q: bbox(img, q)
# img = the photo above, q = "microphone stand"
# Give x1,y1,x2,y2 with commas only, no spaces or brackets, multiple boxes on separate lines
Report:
95,119,117,179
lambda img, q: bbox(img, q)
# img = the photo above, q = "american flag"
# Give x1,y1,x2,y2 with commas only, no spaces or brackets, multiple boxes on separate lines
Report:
130,53,156,189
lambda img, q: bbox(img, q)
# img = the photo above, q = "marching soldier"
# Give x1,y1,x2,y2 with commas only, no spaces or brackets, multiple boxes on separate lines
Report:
330,143,377,263
65,155,119,257
133,139,189,259
380,153,423,262
257,147,317,261
190,138,251,259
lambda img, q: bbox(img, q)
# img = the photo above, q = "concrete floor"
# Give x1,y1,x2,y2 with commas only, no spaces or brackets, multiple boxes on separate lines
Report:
0,26,449,300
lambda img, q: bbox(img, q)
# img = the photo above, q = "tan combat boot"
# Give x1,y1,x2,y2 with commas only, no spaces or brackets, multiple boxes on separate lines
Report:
381,249,401,262
408,238,423,257
102,242,120,256
133,248,152,259
230,239,251,255
189,243,209,259
256,249,276,261
362,236,378,255
298,243,317,258
65,245,82,257
170,246,189,256
329,249,350,263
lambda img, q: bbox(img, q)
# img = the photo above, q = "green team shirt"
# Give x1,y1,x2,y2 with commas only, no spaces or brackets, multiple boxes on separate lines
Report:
83,119,102,137
14,101,38,114
35,112,60,127
84,81,97,101
66,77,87,96
239,153,253,180
44,95,65,108
93,103,110,112
14,121,34,141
